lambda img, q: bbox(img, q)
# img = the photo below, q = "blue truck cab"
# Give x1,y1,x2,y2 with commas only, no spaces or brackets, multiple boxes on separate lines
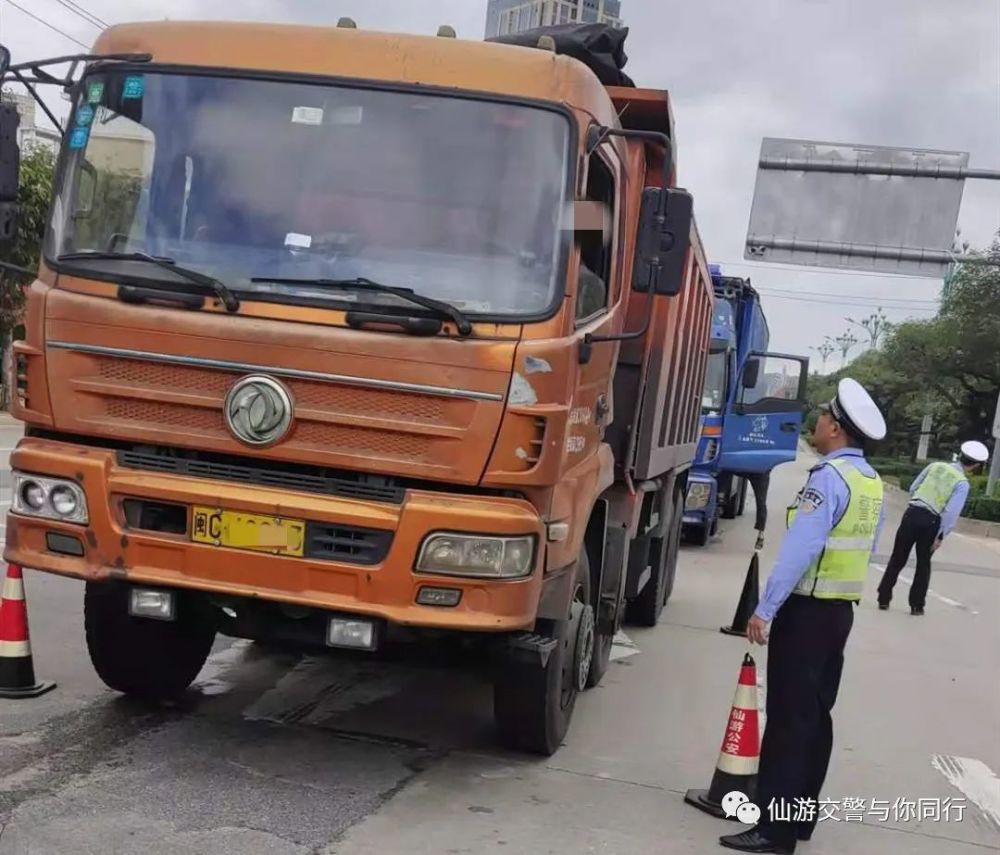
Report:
683,266,810,545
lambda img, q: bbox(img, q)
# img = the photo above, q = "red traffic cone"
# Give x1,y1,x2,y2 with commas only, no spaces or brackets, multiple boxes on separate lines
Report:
0,564,56,699
684,653,760,818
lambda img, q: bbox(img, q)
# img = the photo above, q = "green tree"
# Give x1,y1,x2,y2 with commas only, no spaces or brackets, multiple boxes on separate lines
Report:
0,143,55,408
805,232,999,460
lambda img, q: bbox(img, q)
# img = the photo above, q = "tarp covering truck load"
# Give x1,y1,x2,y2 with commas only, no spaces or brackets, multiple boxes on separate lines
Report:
0,22,712,754
683,266,810,546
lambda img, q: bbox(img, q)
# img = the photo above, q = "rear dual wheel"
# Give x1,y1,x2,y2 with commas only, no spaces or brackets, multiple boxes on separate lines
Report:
626,490,683,626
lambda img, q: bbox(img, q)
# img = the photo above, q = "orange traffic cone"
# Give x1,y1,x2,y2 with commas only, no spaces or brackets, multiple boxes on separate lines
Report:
684,653,760,818
0,564,55,699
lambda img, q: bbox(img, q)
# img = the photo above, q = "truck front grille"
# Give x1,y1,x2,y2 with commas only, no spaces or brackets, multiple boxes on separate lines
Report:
304,523,393,565
117,449,405,504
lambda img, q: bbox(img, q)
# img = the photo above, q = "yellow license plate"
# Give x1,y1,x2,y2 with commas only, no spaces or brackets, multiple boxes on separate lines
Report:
192,507,306,556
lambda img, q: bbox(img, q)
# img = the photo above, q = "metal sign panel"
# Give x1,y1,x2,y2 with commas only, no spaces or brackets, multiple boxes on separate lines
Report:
745,138,969,277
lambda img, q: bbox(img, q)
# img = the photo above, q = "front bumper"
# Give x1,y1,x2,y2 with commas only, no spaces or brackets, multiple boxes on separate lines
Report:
5,438,545,632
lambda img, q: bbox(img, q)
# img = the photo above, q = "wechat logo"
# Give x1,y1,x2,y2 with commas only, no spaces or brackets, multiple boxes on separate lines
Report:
723,791,762,824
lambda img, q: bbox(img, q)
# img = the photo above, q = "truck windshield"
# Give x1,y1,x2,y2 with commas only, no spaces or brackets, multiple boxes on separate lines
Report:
47,70,572,319
702,350,728,412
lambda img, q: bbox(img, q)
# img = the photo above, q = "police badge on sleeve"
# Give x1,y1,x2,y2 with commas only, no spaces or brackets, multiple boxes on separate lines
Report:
799,487,826,513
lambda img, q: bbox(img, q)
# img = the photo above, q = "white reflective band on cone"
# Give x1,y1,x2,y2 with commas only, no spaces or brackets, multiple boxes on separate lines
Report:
0,639,31,657
732,685,757,710
1,576,25,601
717,753,759,776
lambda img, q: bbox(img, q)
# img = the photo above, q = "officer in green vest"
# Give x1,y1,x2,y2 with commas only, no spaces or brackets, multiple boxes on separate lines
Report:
720,378,886,855
877,440,990,615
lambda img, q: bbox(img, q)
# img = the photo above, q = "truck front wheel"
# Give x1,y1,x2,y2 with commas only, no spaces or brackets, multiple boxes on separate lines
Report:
493,563,592,756
84,581,216,702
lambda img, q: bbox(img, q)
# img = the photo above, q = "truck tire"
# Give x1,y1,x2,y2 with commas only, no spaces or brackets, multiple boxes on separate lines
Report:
660,493,684,605
494,563,592,756
585,550,614,688
721,477,743,519
687,521,710,547
85,581,216,702
625,532,667,627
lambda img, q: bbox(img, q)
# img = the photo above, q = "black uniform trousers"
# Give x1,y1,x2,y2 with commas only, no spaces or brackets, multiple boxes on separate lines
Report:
877,505,941,610
756,595,855,849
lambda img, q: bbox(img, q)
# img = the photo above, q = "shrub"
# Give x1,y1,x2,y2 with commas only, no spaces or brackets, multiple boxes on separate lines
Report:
968,476,998,498
962,496,1000,522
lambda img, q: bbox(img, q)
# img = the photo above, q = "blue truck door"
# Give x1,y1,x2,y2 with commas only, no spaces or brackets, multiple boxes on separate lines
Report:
718,352,810,472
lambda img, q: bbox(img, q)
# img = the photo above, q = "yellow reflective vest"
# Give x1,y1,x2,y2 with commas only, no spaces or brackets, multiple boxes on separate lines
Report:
786,458,884,601
912,462,966,516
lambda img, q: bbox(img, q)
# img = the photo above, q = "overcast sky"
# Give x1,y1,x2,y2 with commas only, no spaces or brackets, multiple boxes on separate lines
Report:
2,0,998,366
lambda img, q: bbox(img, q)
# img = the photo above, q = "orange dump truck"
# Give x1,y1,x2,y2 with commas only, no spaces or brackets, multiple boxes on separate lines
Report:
0,21,711,754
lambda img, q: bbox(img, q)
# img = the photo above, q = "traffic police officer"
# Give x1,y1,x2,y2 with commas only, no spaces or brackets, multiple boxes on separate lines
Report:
877,439,990,615
720,378,886,854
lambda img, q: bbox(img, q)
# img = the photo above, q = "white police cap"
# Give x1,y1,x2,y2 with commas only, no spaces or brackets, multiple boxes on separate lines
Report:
827,378,887,441
960,440,990,464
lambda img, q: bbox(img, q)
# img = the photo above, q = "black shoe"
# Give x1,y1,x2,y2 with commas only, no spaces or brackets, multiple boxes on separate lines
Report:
797,827,813,841
911,607,925,616
878,603,889,610
719,829,794,854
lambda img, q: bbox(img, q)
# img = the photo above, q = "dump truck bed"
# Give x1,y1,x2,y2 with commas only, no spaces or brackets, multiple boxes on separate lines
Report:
605,86,714,482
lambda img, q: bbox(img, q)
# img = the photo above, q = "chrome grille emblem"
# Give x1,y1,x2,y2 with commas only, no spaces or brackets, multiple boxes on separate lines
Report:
224,376,294,446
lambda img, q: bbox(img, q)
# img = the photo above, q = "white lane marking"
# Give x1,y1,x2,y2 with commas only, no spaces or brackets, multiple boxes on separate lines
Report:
609,629,640,662
898,574,973,611
192,639,252,696
871,564,977,615
932,755,1000,832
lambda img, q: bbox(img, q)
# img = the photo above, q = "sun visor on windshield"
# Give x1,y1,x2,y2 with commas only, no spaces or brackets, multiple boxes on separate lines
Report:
486,23,635,88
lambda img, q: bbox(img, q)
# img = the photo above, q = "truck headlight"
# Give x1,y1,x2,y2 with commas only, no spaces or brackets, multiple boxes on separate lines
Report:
416,534,535,579
685,483,711,511
12,473,89,524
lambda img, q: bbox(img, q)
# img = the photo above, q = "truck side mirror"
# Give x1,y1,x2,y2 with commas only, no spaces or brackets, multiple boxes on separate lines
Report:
632,187,693,297
742,358,760,389
0,45,11,75
0,101,20,245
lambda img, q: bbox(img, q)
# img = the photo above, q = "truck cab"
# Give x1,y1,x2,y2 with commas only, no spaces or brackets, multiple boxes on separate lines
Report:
0,23,712,755
683,266,809,545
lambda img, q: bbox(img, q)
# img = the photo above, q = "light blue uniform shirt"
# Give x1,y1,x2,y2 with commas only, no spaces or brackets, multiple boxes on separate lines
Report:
908,462,970,540
755,448,886,623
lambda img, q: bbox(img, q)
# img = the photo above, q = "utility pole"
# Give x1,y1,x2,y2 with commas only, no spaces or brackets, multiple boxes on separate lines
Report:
989,391,1000,497
846,309,893,349
810,342,835,374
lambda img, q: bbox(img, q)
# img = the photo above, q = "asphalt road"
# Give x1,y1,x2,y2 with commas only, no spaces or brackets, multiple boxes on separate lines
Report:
1,425,998,854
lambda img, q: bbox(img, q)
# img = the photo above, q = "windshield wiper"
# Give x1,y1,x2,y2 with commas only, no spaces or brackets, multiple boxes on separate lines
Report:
249,276,473,337
58,251,241,313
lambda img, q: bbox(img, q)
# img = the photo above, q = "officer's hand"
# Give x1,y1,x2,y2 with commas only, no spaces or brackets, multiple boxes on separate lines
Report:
932,537,942,554
747,615,769,646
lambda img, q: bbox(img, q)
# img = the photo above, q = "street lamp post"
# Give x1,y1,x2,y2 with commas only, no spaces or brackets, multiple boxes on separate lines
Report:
828,332,859,367
846,309,893,349
810,342,835,374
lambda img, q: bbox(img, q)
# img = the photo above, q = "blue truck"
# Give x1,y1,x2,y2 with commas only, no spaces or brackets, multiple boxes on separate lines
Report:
682,266,810,546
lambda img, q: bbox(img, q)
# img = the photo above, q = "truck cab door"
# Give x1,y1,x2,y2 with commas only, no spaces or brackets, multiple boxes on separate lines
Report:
717,352,810,473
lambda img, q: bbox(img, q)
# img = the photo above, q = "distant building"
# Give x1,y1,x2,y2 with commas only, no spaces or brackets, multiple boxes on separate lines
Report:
485,0,623,38
1,91,60,151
